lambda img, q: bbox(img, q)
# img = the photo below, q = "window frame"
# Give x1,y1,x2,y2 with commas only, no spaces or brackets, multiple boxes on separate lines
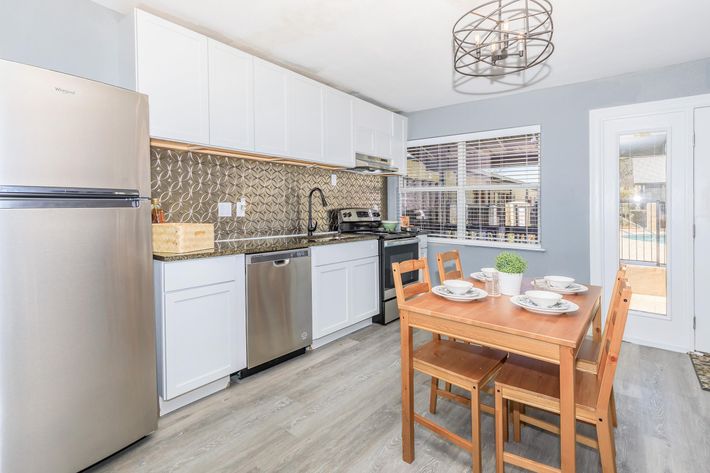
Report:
400,125,544,251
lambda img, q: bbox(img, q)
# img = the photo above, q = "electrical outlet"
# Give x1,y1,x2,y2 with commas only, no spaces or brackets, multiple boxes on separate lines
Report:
236,197,247,217
331,174,337,186
218,202,232,217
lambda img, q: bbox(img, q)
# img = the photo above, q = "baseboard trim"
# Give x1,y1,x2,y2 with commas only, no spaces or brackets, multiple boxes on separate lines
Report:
159,376,230,416
311,319,372,349
623,336,689,353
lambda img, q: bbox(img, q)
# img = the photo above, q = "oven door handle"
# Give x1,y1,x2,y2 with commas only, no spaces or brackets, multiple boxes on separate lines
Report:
383,238,420,248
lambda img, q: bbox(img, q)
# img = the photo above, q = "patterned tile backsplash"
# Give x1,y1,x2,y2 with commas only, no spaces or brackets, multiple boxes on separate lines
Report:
150,147,387,240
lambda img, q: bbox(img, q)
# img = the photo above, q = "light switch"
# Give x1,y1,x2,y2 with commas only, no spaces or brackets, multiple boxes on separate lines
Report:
331,174,337,186
218,202,232,217
236,197,247,217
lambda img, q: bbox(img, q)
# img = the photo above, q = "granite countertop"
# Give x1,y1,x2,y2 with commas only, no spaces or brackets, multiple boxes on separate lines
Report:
153,233,379,262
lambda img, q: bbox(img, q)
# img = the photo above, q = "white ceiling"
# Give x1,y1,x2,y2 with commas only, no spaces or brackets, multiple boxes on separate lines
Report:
93,0,710,113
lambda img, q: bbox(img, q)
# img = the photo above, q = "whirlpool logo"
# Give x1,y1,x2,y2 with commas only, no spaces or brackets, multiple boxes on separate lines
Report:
54,86,76,95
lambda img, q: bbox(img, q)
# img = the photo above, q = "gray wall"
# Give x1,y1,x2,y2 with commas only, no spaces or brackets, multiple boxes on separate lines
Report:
0,0,123,86
405,58,710,284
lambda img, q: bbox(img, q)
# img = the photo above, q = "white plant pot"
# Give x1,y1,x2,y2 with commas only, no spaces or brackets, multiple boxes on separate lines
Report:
499,272,524,296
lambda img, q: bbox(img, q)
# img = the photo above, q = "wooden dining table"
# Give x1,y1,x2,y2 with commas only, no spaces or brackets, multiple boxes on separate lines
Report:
398,278,602,473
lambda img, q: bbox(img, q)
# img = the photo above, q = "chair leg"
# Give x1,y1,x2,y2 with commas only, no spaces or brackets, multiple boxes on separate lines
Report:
495,387,505,473
502,398,509,442
445,381,453,392
610,386,618,428
596,416,617,473
471,385,482,473
429,378,439,414
512,402,522,442
609,406,617,462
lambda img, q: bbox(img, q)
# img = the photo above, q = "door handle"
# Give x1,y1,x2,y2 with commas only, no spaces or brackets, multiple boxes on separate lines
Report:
273,259,291,267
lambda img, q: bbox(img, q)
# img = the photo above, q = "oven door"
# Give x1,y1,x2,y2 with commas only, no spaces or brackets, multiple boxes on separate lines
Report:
382,238,421,300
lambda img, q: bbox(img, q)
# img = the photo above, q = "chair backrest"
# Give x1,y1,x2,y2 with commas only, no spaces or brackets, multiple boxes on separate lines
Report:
595,278,632,415
593,266,628,368
436,250,463,282
392,258,431,306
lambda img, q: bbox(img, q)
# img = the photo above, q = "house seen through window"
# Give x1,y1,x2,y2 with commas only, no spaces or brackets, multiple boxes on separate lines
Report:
399,126,541,248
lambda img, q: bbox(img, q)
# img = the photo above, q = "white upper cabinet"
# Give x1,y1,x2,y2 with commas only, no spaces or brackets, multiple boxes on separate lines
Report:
323,88,354,167
353,98,394,161
208,39,254,151
253,58,288,156
127,9,401,169
286,74,323,162
353,99,376,155
391,113,408,174
134,10,209,144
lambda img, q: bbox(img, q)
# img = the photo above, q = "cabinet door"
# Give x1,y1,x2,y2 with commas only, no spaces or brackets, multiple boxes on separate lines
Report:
208,40,254,151
348,256,380,323
164,282,235,399
373,130,392,159
287,74,323,162
312,262,350,339
253,58,288,156
391,113,407,174
323,88,354,167
135,10,209,144
352,99,375,155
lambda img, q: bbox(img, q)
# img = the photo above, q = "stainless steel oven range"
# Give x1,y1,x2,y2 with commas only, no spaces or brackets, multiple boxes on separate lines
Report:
333,208,421,324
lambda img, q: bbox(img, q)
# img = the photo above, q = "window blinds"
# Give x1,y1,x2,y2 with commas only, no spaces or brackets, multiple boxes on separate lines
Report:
400,127,541,246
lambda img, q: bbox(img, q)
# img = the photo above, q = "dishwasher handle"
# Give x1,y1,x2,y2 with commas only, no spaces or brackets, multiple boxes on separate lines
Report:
273,259,290,267
246,248,310,264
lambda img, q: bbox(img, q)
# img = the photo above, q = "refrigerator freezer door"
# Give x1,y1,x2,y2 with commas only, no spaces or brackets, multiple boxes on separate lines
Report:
0,200,157,473
0,60,150,196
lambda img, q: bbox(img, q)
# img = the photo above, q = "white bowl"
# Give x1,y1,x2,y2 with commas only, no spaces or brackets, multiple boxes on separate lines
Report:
443,279,473,295
525,290,563,308
544,275,575,289
481,267,498,278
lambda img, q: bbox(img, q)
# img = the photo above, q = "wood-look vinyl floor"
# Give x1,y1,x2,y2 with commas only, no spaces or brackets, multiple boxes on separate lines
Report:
88,322,710,473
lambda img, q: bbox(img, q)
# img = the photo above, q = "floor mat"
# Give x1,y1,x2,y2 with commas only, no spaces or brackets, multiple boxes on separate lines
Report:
689,352,710,391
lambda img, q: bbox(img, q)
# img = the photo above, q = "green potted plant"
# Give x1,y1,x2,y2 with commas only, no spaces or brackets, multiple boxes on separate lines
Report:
495,251,528,296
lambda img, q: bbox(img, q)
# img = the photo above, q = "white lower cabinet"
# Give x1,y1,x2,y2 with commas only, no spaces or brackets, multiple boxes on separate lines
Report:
154,254,246,415
164,282,235,399
311,240,379,345
349,257,380,321
312,262,350,338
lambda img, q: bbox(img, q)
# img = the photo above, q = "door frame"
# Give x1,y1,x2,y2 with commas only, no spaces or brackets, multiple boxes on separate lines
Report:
590,93,710,353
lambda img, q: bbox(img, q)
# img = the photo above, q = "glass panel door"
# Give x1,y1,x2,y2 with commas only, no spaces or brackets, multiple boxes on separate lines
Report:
618,132,668,316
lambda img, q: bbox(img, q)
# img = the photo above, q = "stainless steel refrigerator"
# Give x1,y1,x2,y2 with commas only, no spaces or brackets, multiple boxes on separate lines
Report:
0,60,158,472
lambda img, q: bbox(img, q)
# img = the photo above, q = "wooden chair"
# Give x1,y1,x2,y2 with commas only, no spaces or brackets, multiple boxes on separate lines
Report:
436,250,463,282
494,279,632,473
393,258,508,473
575,266,627,428
576,267,628,375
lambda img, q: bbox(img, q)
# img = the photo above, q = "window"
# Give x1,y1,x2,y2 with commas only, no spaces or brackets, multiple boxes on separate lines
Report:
399,126,541,248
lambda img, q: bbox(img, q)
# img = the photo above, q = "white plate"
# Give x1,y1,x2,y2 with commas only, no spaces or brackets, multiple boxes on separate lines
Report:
510,295,579,314
433,285,488,302
531,278,588,294
470,272,488,282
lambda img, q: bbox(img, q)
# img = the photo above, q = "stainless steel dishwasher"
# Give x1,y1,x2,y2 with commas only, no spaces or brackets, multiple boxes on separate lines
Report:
245,248,312,372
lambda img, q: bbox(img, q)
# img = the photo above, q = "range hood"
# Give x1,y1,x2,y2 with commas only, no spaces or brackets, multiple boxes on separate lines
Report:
347,153,398,174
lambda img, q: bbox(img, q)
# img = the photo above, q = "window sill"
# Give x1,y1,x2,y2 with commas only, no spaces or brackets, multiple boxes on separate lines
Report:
427,237,547,252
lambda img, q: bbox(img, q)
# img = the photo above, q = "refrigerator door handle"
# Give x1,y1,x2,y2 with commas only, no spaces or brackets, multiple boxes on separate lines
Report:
0,185,140,199
0,197,143,209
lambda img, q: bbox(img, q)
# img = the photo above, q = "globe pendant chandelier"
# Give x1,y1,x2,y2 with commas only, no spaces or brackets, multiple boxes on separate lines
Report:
453,0,554,78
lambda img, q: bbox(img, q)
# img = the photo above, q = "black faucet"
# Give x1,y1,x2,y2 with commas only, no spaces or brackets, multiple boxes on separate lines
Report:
307,187,328,236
